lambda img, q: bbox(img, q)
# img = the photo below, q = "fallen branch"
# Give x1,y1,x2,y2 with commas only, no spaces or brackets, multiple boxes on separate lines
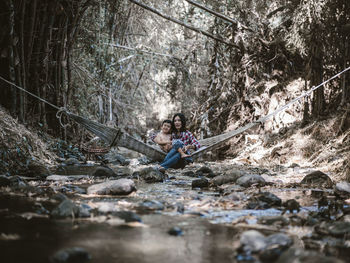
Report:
127,0,239,49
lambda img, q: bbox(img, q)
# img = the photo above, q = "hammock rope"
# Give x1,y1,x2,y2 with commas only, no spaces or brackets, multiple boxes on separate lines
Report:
1,65,350,161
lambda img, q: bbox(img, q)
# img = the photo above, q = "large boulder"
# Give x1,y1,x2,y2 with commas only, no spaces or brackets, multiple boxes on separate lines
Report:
300,170,333,188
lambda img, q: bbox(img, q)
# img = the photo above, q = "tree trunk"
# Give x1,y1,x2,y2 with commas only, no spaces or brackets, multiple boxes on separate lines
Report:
309,28,325,117
8,0,17,116
341,39,349,107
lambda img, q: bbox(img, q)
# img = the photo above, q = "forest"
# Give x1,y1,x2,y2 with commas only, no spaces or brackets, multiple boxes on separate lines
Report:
0,0,350,262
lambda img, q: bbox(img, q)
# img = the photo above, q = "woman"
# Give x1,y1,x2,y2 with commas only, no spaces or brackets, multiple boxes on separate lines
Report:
159,113,200,171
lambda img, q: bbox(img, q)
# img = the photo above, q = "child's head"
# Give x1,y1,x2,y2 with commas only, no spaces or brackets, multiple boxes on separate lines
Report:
161,119,172,134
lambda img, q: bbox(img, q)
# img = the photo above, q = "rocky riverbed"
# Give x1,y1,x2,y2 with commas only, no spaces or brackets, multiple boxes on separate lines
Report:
1,157,350,263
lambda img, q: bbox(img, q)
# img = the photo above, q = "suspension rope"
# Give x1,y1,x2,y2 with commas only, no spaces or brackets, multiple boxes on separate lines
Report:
0,75,63,111
256,66,350,124
0,75,72,127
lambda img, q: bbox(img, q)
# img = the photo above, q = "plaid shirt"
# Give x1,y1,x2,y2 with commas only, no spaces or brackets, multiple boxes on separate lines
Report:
172,131,201,150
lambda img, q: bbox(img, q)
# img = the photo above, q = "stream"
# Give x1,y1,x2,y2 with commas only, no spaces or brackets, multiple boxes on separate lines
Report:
0,159,349,263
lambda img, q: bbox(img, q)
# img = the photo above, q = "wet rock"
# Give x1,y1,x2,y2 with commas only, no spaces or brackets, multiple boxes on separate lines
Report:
64,158,80,166
211,170,244,186
196,166,215,178
236,174,266,187
0,175,11,186
141,169,164,183
258,216,290,226
334,181,350,198
182,171,197,177
61,185,86,195
240,231,293,262
47,175,71,181
260,233,293,262
317,221,350,237
78,203,92,218
104,152,130,166
47,175,89,182
247,192,282,209
276,247,344,263
9,175,27,187
91,166,116,177
282,199,300,214
168,226,183,236
52,193,68,202
324,237,350,260
176,203,185,213
300,170,333,188
51,199,80,219
25,160,51,177
137,156,151,165
113,211,142,222
50,247,91,263
240,230,266,252
87,179,136,195
192,178,209,189
137,200,164,213
114,166,132,176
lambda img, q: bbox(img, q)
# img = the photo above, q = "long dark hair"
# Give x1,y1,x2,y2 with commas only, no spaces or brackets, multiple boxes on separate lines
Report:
172,113,186,132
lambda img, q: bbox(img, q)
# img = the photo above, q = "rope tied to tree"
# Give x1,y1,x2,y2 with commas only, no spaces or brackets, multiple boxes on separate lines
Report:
56,107,71,128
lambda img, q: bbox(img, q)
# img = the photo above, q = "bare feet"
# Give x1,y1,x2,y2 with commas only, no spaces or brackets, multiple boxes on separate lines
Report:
180,153,191,158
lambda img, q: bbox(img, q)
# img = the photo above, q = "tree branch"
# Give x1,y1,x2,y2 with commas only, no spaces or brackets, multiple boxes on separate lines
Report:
127,0,239,49
184,0,254,32
104,43,179,59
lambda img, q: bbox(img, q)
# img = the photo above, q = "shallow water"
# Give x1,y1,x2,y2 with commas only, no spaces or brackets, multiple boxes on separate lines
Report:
0,164,337,263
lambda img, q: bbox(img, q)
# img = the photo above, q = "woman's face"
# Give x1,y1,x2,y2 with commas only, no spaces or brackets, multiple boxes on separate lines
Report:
174,116,182,131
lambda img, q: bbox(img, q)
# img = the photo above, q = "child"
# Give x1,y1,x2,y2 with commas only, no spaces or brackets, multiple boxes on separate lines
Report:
153,120,172,152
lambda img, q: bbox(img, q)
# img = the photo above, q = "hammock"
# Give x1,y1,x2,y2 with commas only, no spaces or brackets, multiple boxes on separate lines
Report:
61,110,255,161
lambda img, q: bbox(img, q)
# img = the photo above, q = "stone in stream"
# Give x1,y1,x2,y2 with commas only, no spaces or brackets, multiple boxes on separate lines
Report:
51,199,80,219
113,211,142,223
64,157,80,166
25,160,51,177
282,199,300,214
315,221,350,237
236,174,266,187
211,170,244,186
137,167,165,183
91,166,116,177
192,178,209,189
168,226,183,236
334,181,350,198
300,170,333,188
136,200,164,213
196,166,216,178
247,192,282,209
87,178,136,195
276,247,344,263
239,230,293,262
258,216,290,226
50,247,91,263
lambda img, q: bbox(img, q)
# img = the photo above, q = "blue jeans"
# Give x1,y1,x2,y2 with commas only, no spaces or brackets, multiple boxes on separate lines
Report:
160,141,192,169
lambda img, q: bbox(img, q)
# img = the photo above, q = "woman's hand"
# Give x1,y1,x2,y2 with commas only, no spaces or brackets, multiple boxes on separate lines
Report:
183,145,193,152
